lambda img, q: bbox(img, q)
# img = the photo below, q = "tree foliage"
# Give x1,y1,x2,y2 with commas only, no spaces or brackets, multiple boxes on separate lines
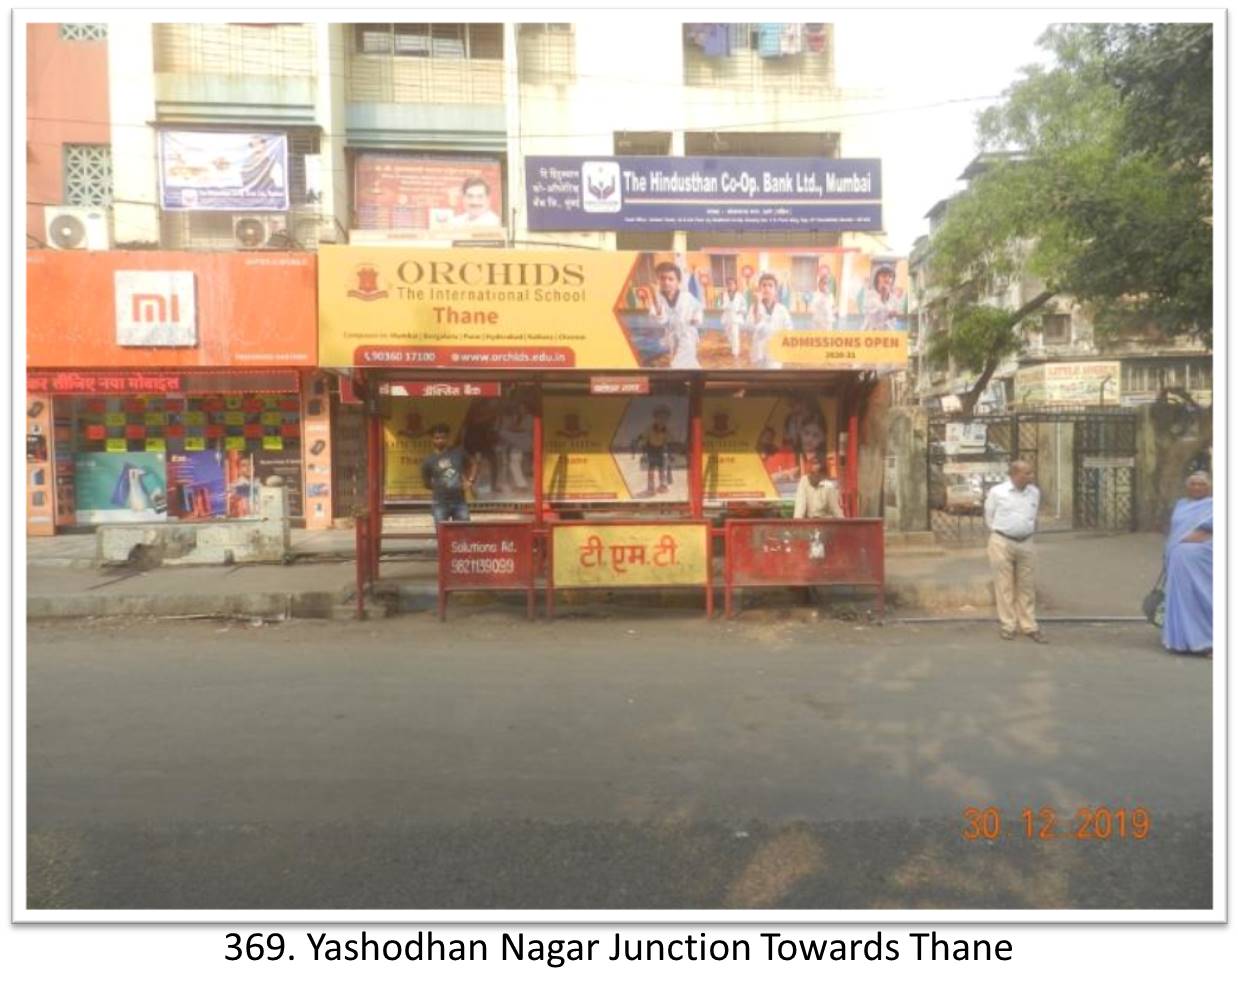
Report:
927,23,1213,411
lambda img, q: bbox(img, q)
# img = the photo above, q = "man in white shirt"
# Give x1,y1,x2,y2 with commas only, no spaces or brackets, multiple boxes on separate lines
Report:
649,262,703,369
793,452,844,519
984,460,1046,642
449,176,502,229
720,276,748,359
748,273,793,369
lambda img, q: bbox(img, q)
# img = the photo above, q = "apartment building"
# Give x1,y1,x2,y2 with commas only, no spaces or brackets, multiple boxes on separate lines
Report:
907,154,1212,414
25,19,896,535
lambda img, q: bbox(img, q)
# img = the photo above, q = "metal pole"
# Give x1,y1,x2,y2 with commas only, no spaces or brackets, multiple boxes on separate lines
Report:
532,380,544,529
847,387,860,517
689,376,704,519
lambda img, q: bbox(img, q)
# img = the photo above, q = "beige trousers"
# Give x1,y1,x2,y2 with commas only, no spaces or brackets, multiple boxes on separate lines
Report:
988,532,1038,634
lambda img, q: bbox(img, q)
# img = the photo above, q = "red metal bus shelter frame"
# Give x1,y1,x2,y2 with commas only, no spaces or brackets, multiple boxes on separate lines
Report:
351,371,878,617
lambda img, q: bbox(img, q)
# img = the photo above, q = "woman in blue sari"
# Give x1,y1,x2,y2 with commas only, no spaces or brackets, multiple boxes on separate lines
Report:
1163,472,1213,654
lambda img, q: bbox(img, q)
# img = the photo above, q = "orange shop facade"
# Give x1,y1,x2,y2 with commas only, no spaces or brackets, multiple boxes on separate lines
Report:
25,250,333,536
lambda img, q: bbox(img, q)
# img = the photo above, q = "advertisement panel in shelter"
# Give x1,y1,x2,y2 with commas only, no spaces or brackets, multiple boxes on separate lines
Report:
542,396,690,503
319,247,907,372
702,394,840,502
383,393,535,502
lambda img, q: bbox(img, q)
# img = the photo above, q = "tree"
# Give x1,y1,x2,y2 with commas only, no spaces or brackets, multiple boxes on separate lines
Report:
926,23,1213,413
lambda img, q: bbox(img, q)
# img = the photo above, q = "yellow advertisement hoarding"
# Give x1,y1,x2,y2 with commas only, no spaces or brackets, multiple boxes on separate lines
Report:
319,247,908,372
551,522,710,588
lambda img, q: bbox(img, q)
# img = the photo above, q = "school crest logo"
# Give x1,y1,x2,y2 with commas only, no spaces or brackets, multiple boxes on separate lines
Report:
706,411,737,438
582,161,622,214
347,264,389,302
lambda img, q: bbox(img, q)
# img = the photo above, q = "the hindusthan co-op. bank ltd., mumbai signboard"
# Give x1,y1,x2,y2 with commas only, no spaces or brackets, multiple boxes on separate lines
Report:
525,156,882,232
318,247,908,372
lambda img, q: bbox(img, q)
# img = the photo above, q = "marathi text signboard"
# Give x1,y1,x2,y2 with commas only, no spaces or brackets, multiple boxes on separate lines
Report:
526,156,881,231
354,153,504,237
159,131,289,211
549,521,712,616
723,518,885,617
1014,362,1121,407
319,247,907,372
437,520,535,620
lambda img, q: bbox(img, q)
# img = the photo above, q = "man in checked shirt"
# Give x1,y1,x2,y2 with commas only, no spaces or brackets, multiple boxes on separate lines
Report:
984,460,1047,643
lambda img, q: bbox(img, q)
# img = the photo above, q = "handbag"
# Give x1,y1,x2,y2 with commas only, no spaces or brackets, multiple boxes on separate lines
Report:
1142,569,1167,626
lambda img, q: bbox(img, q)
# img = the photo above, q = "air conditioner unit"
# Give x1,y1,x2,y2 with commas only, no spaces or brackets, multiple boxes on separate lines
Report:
233,214,289,249
44,206,110,250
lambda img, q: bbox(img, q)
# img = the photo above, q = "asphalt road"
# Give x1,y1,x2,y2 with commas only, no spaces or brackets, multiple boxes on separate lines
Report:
26,612,1212,910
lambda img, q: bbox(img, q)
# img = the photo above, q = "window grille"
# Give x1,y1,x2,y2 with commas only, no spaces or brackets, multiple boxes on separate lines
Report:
63,144,113,207
354,23,503,59
1042,314,1072,343
517,24,575,83
59,23,107,41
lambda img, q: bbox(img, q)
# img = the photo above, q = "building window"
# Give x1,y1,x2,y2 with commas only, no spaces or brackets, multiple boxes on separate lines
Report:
63,144,113,207
683,23,832,89
354,23,502,59
517,24,575,83
790,256,819,294
59,23,107,42
1041,313,1071,343
709,255,739,288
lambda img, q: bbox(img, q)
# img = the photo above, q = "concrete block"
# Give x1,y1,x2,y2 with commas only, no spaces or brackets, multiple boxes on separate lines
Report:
96,518,290,567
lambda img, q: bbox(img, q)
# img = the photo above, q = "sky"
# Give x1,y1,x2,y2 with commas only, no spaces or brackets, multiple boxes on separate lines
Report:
831,10,1056,255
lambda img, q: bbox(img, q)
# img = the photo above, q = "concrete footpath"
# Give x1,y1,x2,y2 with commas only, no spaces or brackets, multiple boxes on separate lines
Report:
25,526,1163,622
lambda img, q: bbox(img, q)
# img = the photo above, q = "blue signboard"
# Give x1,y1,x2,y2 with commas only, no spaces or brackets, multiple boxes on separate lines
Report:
525,156,882,232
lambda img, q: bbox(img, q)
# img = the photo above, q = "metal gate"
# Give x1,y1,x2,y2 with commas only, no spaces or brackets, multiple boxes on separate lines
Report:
927,409,1136,544
1073,412,1137,530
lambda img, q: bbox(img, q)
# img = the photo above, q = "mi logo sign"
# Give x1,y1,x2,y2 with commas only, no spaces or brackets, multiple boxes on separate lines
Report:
115,271,197,347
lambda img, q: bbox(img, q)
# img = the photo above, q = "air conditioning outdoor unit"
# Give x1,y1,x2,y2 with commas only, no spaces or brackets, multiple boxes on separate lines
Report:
233,214,289,249
44,206,110,250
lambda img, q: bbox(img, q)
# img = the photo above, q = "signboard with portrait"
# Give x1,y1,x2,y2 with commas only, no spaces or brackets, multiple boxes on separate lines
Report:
159,131,289,211
353,153,504,236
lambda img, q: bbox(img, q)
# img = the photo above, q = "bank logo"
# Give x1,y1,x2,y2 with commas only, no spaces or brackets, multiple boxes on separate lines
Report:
348,264,389,302
582,161,621,214
115,271,197,347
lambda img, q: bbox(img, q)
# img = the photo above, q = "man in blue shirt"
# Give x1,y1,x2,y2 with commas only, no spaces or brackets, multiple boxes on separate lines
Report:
421,423,476,524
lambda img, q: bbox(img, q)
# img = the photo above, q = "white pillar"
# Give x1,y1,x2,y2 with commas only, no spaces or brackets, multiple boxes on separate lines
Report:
107,21,159,245
313,23,349,243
